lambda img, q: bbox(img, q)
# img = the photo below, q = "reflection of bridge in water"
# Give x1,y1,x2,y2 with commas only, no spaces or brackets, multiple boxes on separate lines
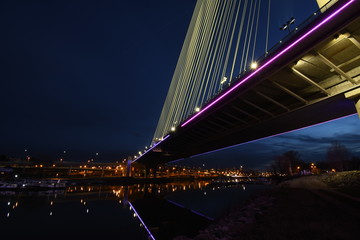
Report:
67,181,215,239
129,197,212,240
66,181,256,239
2,179,263,240
133,0,360,168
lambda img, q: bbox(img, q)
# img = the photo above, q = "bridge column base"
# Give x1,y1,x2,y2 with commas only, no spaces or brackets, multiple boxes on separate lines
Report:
345,88,360,118
126,158,132,177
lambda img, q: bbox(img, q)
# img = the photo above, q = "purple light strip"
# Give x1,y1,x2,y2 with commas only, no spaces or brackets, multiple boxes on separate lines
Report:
133,134,170,162
189,113,358,158
167,199,214,221
128,202,156,240
168,158,185,164
181,0,355,128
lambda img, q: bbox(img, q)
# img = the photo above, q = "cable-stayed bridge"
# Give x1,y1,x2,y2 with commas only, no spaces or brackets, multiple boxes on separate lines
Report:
133,0,360,167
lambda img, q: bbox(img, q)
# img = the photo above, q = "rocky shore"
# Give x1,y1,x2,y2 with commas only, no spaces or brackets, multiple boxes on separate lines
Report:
173,187,275,240
174,172,360,240
174,192,275,240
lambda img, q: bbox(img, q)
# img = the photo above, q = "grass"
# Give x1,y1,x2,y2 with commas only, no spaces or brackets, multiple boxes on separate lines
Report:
319,170,360,198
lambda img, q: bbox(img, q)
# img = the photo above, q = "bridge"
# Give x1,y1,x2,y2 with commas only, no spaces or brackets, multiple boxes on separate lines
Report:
133,0,360,168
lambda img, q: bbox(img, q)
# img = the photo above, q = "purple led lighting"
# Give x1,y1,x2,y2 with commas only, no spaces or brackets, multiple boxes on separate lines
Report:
167,199,214,221
133,134,170,162
167,199,185,208
181,0,355,128
168,158,185,164
189,113,358,159
128,202,156,240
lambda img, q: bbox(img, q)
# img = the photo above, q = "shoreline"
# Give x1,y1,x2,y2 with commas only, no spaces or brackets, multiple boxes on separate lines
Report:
0,175,274,189
174,171,360,240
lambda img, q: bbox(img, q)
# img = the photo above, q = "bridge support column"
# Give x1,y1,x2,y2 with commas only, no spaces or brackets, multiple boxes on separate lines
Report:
144,166,150,178
126,158,132,177
123,186,129,208
345,88,360,118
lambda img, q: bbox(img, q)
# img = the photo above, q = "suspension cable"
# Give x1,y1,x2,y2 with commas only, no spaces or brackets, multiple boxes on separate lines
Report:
265,0,271,54
153,0,271,143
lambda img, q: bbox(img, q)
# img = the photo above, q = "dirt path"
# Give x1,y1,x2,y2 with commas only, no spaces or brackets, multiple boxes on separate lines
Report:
278,175,329,189
239,176,360,240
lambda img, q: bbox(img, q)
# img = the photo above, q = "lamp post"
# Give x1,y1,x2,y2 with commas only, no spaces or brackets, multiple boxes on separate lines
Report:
60,150,66,162
24,149,28,162
280,17,295,32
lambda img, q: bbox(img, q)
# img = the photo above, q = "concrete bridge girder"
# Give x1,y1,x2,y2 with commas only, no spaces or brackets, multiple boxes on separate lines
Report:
222,110,249,124
291,67,330,95
231,105,261,121
315,51,356,84
298,65,360,98
253,89,290,111
269,80,308,104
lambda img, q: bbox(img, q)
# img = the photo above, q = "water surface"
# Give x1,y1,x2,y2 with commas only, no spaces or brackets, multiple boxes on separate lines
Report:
0,180,269,240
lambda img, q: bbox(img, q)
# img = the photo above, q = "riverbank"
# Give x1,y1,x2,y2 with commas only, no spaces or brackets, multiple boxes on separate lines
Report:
175,171,360,240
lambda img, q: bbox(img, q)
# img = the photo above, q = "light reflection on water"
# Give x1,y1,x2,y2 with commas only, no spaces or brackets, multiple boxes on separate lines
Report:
0,180,269,240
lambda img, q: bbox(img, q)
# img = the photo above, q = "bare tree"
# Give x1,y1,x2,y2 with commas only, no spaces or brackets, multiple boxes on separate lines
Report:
326,141,350,172
272,151,303,176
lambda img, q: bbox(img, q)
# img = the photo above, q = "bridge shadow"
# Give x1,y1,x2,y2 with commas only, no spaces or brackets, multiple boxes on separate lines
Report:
130,195,213,240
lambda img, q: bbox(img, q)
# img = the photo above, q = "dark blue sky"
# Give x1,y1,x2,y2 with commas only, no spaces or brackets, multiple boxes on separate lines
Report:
0,0,359,168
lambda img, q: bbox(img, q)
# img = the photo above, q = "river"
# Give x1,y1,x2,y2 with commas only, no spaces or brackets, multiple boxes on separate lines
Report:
0,179,270,240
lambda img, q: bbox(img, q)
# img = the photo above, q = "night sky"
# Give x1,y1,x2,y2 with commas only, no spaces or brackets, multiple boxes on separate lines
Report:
1,0,359,169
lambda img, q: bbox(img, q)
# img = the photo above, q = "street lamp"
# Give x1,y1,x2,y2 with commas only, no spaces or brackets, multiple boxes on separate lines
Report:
24,149,29,162
220,76,227,89
61,150,66,162
250,62,258,69
280,17,295,32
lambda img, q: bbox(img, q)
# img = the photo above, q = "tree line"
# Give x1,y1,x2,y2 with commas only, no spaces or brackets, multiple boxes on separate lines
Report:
270,141,360,176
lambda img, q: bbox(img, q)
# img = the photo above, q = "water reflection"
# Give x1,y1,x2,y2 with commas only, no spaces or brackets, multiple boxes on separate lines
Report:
128,201,156,240
110,181,212,201
0,179,267,240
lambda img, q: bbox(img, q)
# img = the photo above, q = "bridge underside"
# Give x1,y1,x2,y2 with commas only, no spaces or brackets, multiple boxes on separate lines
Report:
137,0,360,166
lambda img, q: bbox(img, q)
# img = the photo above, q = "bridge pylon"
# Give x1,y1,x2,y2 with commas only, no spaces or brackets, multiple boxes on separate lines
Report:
126,157,132,177
345,88,360,118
